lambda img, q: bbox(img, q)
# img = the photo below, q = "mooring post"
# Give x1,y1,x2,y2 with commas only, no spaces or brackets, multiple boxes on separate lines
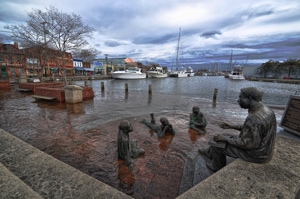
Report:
212,88,218,108
125,83,128,94
84,80,88,87
101,82,105,92
149,84,152,95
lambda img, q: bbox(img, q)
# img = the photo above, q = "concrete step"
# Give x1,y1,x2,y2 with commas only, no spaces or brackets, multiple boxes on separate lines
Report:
177,135,300,199
0,162,43,199
0,128,132,199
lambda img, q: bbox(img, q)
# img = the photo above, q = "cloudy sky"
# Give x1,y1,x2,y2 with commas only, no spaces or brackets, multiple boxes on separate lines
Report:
1,0,300,69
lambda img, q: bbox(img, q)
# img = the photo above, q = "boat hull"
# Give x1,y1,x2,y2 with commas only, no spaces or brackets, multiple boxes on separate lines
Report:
186,72,195,77
147,71,168,78
168,71,188,78
228,75,245,80
111,69,146,79
111,73,146,79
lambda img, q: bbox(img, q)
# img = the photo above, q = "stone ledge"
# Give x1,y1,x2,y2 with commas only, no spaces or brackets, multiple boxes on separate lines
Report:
0,162,43,199
177,135,300,199
0,128,132,199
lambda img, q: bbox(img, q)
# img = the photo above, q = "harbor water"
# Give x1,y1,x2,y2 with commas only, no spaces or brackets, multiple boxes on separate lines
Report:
0,76,297,198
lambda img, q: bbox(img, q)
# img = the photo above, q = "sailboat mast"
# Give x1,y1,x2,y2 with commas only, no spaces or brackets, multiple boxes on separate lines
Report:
228,50,233,71
175,27,181,70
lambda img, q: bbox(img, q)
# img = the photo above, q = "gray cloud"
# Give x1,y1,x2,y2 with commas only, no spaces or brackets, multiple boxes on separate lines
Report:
104,40,123,47
200,31,222,39
0,0,299,68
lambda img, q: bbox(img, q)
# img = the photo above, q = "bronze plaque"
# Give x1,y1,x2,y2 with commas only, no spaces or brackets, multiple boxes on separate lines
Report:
280,95,300,136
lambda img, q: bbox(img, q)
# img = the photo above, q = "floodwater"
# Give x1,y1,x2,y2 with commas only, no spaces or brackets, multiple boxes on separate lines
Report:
0,76,296,198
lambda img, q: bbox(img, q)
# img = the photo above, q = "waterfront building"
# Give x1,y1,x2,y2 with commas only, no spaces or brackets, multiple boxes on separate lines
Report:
23,46,74,77
0,42,25,82
74,58,93,76
92,56,137,75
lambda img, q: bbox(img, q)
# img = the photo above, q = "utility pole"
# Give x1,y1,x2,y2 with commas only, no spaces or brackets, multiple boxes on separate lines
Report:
41,22,47,77
104,54,108,75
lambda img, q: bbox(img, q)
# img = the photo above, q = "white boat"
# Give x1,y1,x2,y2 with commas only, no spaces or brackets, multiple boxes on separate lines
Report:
168,68,188,78
147,66,168,78
111,67,146,79
168,28,188,78
228,65,245,80
185,66,195,77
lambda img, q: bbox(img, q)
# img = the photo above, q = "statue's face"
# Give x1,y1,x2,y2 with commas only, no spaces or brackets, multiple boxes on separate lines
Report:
238,92,250,109
161,118,169,126
193,107,200,114
119,120,133,133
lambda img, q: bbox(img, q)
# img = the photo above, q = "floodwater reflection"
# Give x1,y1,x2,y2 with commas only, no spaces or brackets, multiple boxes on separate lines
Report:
0,77,291,198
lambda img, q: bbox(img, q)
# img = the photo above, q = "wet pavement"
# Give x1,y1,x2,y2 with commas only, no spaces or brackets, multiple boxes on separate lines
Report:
0,78,290,198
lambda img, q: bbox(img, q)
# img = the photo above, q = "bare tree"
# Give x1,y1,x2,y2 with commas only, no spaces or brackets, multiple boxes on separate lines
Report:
6,5,95,84
72,48,101,62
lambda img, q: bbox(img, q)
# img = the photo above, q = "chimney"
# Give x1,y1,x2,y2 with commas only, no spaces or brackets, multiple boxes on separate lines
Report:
14,42,18,49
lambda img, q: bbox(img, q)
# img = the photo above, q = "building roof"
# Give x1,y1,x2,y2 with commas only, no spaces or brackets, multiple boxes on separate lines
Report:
0,43,22,54
94,57,135,65
125,58,135,63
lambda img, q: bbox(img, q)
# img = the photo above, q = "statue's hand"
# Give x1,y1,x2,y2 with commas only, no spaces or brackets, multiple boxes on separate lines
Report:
219,122,231,129
213,134,228,142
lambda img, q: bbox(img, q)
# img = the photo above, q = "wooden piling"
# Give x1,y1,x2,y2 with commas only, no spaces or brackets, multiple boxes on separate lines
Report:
212,88,218,108
101,82,105,92
149,84,152,95
84,80,87,87
125,83,128,93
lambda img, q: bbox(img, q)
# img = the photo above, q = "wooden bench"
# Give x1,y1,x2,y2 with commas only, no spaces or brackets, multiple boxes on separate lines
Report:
18,89,32,92
31,95,56,101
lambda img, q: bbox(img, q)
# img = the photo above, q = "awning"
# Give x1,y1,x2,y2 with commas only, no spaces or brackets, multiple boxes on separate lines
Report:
74,67,85,71
84,68,94,71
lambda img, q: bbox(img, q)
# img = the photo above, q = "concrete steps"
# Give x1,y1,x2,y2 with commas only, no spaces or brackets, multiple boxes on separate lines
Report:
0,162,43,199
177,135,300,199
0,128,132,199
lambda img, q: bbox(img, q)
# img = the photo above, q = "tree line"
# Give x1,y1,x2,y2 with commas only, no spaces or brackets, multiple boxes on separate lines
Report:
256,59,300,79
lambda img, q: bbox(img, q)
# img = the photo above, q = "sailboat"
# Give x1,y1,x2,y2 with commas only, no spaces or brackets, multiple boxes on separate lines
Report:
168,28,188,78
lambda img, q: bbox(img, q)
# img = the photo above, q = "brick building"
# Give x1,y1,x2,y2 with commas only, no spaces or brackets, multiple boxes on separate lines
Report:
23,46,74,77
0,42,25,82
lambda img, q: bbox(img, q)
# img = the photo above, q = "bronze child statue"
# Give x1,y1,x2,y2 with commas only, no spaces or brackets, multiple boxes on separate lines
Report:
198,87,277,172
141,113,175,138
189,106,207,133
117,120,145,165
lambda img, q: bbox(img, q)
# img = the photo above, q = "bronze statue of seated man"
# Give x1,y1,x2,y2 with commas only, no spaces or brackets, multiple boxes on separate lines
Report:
198,87,276,172
117,120,145,165
141,113,175,138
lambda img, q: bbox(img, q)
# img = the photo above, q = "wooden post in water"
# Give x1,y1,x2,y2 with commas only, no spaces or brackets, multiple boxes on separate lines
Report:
149,84,152,95
125,83,128,94
84,80,88,87
212,88,218,108
101,82,105,92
